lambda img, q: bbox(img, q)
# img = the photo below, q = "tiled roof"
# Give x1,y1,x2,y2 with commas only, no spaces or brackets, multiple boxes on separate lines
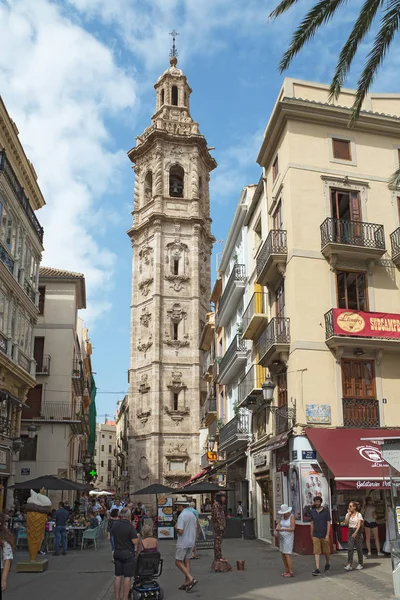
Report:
39,266,84,279
285,96,400,121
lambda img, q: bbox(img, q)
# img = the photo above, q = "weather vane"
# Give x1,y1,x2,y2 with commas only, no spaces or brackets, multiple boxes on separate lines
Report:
169,29,179,59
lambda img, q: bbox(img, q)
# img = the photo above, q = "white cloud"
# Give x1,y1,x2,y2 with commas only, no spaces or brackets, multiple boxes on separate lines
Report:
0,0,135,322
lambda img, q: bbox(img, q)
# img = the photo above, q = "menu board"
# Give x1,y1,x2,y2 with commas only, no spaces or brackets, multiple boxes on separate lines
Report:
158,507,173,522
197,513,214,549
157,526,174,540
157,497,174,539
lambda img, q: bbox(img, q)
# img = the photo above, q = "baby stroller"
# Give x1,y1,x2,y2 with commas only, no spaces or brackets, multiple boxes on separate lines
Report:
130,551,164,600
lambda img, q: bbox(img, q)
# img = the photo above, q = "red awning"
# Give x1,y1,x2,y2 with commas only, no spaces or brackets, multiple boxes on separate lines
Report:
184,466,211,486
305,428,400,490
265,431,290,452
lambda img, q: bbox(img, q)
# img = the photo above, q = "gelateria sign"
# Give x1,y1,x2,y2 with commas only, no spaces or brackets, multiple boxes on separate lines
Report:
332,309,400,338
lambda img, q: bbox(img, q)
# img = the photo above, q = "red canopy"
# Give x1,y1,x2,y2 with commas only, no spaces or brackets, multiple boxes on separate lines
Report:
305,428,400,490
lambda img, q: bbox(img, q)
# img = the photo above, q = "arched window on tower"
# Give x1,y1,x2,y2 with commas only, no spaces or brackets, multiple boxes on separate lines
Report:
169,165,184,197
161,89,165,105
198,176,203,198
171,85,178,106
144,171,153,203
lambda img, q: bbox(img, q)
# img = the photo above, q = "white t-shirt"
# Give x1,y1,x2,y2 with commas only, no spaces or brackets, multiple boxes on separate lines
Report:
176,508,197,549
349,512,363,528
1,541,13,568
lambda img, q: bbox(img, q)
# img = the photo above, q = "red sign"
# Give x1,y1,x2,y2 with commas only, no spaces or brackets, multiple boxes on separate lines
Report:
336,479,400,491
332,308,400,339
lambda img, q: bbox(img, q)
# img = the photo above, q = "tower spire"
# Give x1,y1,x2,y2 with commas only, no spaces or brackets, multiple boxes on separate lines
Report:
169,29,179,66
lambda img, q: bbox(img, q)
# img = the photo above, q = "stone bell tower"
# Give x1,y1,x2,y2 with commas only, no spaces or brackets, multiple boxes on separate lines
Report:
127,33,216,491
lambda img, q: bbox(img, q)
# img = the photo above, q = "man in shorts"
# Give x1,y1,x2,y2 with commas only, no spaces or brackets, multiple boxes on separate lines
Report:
310,496,331,576
111,507,140,600
175,500,198,592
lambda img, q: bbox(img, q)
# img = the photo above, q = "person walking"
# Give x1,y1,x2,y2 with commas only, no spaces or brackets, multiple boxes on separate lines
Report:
53,501,70,556
211,492,232,572
175,500,198,592
236,500,243,518
344,501,364,571
275,503,295,578
310,496,331,576
187,501,199,560
112,507,139,600
0,512,14,592
363,496,384,557
107,508,120,561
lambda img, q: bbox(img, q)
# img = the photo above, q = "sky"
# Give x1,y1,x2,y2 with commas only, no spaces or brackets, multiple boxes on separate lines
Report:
0,0,399,421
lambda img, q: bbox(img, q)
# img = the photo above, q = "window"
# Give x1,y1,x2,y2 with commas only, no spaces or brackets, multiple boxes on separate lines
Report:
277,373,288,407
100,476,104,482
173,323,179,341
169,165,184,197
109,435,112,439
337,271,368,311
0,204,15,253
161,89,165,105
275,281,285,319
94,449,97,456
332,138,351,161
184,92,187,106
253,217,262,253
101,460,104,467
144,171,153,203
34,337,45,371
342,360,376,399
272,156,279,183
101,445,104,452
19,436,37,461
198,176,203,197
108,459,112,471
25,385,42,418
257,478,271,514
18,310,33,356
273,201,283,230
173,259,179,275
171,85,178,106
173,393,179,411
0,288,9,335
108,445,112,453
38,287,45,315
102,434,105,438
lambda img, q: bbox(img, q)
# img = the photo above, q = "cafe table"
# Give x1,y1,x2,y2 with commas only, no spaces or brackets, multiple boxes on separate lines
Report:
67,525,87,549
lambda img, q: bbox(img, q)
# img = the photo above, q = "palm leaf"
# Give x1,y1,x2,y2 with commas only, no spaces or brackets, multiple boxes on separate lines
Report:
388,167,400,190
269,0,301,19
351,0,400,121
329,0,384,101
278,0,349,72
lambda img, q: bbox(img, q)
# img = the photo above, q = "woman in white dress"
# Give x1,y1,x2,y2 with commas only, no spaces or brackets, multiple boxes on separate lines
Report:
275,503,296,578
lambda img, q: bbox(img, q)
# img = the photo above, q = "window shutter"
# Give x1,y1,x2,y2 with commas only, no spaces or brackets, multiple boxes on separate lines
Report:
332,138,351,160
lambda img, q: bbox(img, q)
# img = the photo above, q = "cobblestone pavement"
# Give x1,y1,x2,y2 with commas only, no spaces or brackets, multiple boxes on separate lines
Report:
6,538,396,600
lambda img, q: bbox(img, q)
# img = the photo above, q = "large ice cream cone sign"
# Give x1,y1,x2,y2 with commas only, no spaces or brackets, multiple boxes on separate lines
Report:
26,490,52,562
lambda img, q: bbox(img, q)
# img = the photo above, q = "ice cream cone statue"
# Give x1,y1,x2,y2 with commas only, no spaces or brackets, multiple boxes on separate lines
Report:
26,489,52,561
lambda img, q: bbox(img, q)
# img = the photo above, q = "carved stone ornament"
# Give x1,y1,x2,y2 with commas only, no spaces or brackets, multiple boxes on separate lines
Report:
138,277,153,296
138,374,151,394
139,456,149,480
139,245,154,268
137,335,153,355
140,307,152,327
137,409,151,426
164,405,190,423
165,443,189,458
167,370,187,391
163,339,190,355
166,303,187,323
164,273,190,292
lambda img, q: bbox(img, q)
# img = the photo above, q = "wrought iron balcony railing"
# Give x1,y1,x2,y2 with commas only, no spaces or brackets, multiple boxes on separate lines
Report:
241,292,268,339
0,244,14,274
343,398,380,428
321,218,385,251
390,227,400,262
36,354,51,375
258,318,290,362
217,264,246,321
22,400,88,422
256,230,287,281
0,150,44,244
219,412,250,448
205,396,217,415
275,403,296,434
238,365,264,406
219,334,247,376
24,280,36,304
72,358,84,395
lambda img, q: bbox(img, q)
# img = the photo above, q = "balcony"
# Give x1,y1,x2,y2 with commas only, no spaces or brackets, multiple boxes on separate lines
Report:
203,396,217,426
256,230,287,287
202,352,213,381
218,335,247,384
212,359,220,383
320,218,385,265
216,264,246,328
242,292,268,340
24,280,36,304
258,318,290,367
342,398,380,428
0,244,14,275
0,150,44,244
22,400,90,433
219,412,250,453
390,227,400,268
72,358,84,395
325,308,400,352
238,365,264,411
36,354,51,375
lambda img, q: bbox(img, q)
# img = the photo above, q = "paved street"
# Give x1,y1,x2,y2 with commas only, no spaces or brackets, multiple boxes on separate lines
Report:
6,538,396,600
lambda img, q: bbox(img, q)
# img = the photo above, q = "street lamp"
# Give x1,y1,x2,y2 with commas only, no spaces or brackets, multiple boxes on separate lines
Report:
27,423,37,439
262,375,276,404
208,434,216,451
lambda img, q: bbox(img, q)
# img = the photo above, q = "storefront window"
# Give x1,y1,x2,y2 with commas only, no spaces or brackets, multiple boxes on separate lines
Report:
257,478,270,514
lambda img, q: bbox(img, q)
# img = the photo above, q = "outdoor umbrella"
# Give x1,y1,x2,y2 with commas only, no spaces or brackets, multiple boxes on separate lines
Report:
179,482,232,494
132,483,176,511
8,475,84,491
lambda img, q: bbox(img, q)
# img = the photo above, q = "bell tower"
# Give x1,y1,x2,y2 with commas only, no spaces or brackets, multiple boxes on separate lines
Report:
127,33,216,491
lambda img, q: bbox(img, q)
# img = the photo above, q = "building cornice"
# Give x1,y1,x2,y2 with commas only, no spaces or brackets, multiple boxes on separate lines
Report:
218,187,248,274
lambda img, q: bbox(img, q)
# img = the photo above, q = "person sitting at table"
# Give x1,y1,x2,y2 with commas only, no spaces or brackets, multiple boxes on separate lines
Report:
88,511,99,529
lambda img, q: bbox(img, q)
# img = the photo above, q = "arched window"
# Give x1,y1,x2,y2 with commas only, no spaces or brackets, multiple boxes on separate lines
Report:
171,85,178,106
144,171,153,203
161,89,165,106
169,165,184,197
198,176,203,197
184,92,187,106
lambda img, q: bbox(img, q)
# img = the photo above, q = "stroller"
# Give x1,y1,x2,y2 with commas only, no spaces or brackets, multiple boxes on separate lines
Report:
130,551,164,600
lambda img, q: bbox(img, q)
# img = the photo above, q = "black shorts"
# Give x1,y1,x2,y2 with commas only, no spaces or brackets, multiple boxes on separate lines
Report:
364,521,378,529
114,550,135,577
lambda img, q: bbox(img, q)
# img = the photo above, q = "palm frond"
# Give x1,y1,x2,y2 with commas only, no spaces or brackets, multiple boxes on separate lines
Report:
329,0,384,101
351,0,400,121
279,0,349,73
269,0,301,20
388,167,400,190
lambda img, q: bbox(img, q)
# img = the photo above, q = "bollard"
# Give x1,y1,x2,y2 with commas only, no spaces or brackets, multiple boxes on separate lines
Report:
236,560,245,571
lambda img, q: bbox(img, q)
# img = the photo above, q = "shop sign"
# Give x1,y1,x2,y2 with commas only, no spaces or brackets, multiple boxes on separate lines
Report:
302,451,316,460
306,404,331,424
21,468,30,476
274,472,283,517
206,451,217,462
300,462,329,522
332,308,400,339
276,446,290,473
357,445,388,468
0,447,10,474
336,479,400,490
254,453,267,468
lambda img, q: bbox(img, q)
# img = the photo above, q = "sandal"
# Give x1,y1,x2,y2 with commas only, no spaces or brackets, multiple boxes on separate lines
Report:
179,584,188,590
281,572,289,576
283,572,294,578
186,579,198,592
